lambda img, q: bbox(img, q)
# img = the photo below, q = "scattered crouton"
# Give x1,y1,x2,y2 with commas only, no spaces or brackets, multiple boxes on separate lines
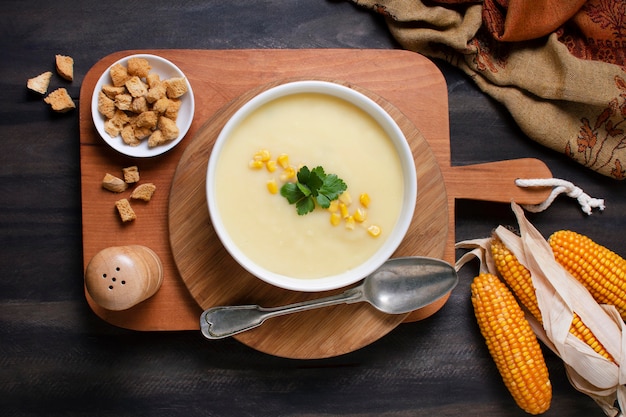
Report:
55,55,74,81
102,173,128,192
123,166,140,183
27,72,53,94
131,183,156,202
44,88,75,112
115,199,136,222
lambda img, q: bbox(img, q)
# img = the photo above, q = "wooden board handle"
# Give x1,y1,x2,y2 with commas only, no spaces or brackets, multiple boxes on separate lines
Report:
444,158,552,204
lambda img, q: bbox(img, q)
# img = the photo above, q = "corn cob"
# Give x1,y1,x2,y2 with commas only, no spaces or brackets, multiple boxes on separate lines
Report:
471,273,552,415
549,230,626,321
491,237,615,362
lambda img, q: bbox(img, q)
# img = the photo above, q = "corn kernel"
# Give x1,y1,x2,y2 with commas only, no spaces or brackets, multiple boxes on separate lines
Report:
345,216,355,230
367,225,381,237
359,193,371,208
353,208,367,223
254,149,271,162
277,153,289,169
327,200,339,212
280,166,296,181
330,212,341,226
339,203,349,219
249,159,264,169
266,179,278,194
266,160,277,172
339,191,352,205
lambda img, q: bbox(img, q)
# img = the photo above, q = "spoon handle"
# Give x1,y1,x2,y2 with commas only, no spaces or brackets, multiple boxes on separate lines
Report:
200,287,363,339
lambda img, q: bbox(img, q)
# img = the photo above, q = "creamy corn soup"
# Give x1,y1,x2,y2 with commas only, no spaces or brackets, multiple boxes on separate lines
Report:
213,92,406,279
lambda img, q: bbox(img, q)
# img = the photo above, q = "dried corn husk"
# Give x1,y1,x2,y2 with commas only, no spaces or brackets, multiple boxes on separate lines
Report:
456,202,626,417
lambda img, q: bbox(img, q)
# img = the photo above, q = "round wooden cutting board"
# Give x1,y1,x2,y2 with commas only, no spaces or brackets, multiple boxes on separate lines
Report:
168,79,448,359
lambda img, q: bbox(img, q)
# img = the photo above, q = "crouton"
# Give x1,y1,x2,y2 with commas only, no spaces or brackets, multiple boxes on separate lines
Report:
109,63,130,87
102,173,128,193
147,130,166,148
27,71,52,94
44,88,75,112
152,97,171,114
131,96,149,114
123,166,140,184
103,110,130,137
157,116,179,140
114,94,132,111
131,183,156,202
115,199,136,222
55,55,74,81
164,99,181,120
101,84,126,99
125,76,148,98
135,111,158,129
127,57,151,78
146,83,166,103
121,124,140,146
164,77,188,99
146,73,161,88
97,91,116,119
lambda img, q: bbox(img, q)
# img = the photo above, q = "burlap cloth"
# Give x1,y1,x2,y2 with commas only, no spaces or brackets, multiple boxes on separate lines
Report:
349,0,626,180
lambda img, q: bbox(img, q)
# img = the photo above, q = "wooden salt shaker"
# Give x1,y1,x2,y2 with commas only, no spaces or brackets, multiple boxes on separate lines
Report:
85,245,163,311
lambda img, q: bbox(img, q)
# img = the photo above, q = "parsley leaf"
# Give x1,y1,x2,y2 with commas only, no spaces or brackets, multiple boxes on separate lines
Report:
280,165,347,215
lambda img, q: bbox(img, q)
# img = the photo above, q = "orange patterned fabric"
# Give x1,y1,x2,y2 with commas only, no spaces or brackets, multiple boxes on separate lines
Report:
350,0,626,179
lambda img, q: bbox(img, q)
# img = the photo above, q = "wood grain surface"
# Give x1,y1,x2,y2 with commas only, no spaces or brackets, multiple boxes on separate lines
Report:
79,50,551,346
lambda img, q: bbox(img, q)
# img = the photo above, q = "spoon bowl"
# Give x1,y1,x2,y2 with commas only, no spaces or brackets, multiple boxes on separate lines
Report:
361,257,459,314
200,256,458,339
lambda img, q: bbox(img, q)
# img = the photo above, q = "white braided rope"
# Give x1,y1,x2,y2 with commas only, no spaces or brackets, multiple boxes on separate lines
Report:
515,178,605,215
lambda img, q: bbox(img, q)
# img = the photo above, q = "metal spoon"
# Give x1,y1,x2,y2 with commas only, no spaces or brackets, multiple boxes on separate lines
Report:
200,256,458,339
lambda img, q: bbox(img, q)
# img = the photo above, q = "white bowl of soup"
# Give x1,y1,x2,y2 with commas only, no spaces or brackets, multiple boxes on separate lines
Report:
206,81,417,292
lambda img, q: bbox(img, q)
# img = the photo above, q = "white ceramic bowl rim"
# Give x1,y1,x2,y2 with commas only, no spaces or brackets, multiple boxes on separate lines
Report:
207,80,417,292
90,54,195,158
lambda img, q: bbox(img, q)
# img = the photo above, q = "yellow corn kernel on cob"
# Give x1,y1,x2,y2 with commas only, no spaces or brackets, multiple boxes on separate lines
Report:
491,238,543,321
491,237,615,362
471,273,552,415
359,192,370,208
549,230,626,321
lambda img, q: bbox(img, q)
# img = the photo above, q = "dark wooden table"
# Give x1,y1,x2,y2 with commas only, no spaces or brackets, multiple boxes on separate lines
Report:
2,1,624,416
